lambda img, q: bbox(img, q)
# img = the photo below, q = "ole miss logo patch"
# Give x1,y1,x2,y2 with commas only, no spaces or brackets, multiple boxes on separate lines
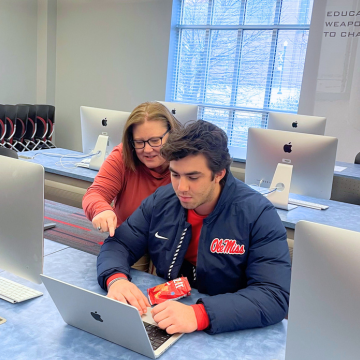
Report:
210,238,245,255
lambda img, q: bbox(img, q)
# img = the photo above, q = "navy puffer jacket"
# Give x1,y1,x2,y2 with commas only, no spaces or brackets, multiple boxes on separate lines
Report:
97,172,291,334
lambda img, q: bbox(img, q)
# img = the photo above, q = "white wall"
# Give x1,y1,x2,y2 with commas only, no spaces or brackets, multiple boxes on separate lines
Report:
37,0,57,106
0,0,38,104
299,0,360,162
55,0,173,151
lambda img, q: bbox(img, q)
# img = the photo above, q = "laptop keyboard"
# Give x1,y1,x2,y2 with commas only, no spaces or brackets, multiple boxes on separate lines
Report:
144,323,172,350
0,277,43,304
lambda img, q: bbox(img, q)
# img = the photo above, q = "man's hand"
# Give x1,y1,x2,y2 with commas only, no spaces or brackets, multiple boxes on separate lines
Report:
107,279,150,315
151,301,197,334
92,210,117,236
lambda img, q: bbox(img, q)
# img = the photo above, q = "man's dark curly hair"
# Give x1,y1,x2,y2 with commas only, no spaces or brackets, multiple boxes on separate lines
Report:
161,120,232,181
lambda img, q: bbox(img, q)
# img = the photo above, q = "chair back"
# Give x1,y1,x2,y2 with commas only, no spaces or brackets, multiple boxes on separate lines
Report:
35,104,49,141
355,152,360,165
0,105,6,143
19,104,37,141
13,105,29,142
47,105,55,140
4,105,17,144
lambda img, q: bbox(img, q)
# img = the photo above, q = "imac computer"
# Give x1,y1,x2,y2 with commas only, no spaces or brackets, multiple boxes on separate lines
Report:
79,106,131,170
267,112,327,135
286,221,360,360
80,106,131,156
0,156,44,303
157,101,198,125
245,128,338,200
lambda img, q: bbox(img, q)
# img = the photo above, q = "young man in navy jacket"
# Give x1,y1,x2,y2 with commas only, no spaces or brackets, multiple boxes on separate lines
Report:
97,120,291,335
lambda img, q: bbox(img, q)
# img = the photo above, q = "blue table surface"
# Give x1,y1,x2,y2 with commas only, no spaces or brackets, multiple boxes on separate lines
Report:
20,148,97,182
334,161,360,180
276,192,360,232
0,242,287,360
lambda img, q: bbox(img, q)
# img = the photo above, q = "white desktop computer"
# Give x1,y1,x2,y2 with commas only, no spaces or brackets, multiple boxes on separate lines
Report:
157,101,198,125
286,221,360,360
79,106,131,170
245,128,338,200
267,112,327,135
0,156,44,303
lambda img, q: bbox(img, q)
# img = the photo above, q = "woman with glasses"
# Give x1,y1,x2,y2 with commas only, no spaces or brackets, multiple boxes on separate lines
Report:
82,101,182,271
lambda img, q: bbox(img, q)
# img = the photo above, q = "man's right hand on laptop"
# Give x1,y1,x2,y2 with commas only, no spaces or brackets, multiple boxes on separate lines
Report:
107,279,150,315
92,210,117,237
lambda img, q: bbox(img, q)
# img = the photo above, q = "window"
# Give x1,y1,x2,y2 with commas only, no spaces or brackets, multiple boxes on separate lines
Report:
168,0,314,159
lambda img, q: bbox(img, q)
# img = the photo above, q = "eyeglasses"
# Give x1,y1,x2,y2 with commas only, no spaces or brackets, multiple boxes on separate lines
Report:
131,128,170,149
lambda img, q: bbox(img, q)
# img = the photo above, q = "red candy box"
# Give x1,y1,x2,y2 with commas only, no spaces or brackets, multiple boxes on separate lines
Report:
147,277,191,305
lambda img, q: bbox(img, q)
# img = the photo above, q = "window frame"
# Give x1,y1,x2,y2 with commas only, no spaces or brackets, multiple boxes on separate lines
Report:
168,0,313,159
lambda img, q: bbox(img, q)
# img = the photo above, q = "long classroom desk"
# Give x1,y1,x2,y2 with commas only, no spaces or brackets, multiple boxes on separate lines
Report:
21,148,360,239
0,239,287,360
276,192,360,239
334,161,360,179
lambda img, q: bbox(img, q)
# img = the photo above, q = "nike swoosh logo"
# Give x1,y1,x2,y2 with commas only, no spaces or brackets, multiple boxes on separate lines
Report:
155,232,168,240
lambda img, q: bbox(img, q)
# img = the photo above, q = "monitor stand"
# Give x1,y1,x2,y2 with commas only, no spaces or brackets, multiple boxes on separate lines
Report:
89,134,108,171
266,163,297,211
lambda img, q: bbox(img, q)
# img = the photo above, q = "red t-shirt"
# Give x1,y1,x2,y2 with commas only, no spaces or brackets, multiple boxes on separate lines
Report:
184,209,208,266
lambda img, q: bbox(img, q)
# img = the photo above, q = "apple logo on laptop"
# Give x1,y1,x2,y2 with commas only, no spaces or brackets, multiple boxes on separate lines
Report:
292,121,298,128
172,108,176,115
283,142,292,153
91,311,103,322
102,118,108,126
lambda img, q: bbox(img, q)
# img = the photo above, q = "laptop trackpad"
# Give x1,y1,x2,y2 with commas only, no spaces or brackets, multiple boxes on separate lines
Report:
141,306,157,326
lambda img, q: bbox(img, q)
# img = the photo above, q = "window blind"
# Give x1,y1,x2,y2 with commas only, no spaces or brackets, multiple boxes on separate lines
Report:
169,0,314,159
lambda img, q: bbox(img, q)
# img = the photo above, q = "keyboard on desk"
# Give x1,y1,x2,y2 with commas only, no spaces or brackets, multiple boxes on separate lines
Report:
249,185,329,210
288,198,329,210
0,277,43,304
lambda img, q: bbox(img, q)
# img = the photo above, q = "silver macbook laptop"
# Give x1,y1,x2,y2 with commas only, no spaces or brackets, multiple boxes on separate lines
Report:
285,221,360,360
41,275,183,359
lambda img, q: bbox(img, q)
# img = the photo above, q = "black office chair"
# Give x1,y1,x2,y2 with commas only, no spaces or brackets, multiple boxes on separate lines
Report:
355,152,360,165
45,105,56,148
12,105,29,151
32,104,51,150
0,105,6,147
21,104,50,151
0,147,18,158
3,104,17,149
21,104,38,151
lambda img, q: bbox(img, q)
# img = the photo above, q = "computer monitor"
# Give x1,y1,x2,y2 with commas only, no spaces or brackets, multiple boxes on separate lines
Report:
267,112,327,135
80,106,131,156
0,156,44,284
245,128,338,199
286,220,360,360
157,101,198,125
